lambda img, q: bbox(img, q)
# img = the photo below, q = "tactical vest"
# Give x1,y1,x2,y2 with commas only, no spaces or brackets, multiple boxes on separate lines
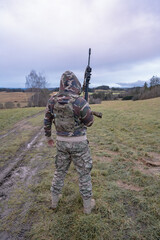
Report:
53,94,84,136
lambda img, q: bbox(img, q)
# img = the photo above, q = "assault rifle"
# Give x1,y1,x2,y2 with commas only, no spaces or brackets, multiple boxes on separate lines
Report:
83,48,102,118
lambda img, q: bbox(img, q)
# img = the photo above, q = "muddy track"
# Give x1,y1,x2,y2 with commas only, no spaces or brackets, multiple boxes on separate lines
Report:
0,128,43,185
0,110,44,140
0,124,47,240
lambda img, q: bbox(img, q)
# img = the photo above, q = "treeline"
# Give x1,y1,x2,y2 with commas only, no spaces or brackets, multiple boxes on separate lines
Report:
89,91,116,104
0,87,59,93
88,86,125,103
88,86,126,104
0,85,124,93
1,73,160,108
0,88,25,92
90,85,125,92
89,76,160,103
122,76,160,101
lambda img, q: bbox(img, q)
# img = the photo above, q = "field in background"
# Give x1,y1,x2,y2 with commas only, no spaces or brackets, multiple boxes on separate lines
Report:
0,98,160,240
0,91,34,107
94,89,126,94
0,89,124,109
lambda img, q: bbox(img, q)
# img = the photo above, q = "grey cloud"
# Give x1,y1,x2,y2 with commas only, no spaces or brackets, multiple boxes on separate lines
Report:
117,80,147,88
1,0,160,87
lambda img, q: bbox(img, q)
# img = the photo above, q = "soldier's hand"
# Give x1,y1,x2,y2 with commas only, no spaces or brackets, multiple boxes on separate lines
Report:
48,139,54,147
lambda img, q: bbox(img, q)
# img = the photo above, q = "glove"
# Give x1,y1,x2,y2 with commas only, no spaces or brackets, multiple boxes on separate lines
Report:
46,136,54,147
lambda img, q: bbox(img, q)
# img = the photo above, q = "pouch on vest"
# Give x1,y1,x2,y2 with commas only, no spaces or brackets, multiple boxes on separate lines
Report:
54,98,75,133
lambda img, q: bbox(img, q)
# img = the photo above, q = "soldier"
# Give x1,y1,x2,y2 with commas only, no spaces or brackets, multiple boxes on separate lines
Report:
44,70,95,214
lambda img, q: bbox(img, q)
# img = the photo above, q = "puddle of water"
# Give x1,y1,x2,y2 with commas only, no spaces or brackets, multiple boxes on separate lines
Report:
0,128,43,185
27,130,42,149
0,232,12,240
0,193,6,200
3,181,14,188
35,142,44,148
14,167,30,180
0,129,16,140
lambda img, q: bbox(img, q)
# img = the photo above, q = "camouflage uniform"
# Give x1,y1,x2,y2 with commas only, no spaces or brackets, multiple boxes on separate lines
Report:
44,71,94,200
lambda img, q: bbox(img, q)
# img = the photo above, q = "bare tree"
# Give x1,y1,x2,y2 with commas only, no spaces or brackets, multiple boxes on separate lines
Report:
25,70,50,107
25,70,47,90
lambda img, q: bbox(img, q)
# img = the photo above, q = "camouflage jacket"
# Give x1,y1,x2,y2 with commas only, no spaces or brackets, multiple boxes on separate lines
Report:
44,71,94,137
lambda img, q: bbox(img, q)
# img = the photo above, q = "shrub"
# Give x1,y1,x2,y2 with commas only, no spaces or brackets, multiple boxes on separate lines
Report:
17,103,21,108
5,102,15,109
122,96,133,100
89,96,101,104
91,91,113,101
0,103,4,109
28,89,50,107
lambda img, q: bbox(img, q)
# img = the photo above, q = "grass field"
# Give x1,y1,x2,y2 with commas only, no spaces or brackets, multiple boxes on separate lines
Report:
0,107,44,169
0,98,160,240
0,107,44,134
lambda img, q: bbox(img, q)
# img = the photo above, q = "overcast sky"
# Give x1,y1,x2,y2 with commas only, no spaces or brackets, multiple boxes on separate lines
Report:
1,0,160,88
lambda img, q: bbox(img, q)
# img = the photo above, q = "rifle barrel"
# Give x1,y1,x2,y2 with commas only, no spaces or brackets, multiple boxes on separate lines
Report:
88,48,91,66
84,48,103,119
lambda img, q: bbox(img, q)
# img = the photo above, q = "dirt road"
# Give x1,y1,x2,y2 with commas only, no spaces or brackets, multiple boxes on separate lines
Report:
0,111,54,240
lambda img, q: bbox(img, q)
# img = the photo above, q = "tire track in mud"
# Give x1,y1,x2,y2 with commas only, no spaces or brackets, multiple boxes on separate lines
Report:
0,110,44,140
0,125,47,240
0,128,44,185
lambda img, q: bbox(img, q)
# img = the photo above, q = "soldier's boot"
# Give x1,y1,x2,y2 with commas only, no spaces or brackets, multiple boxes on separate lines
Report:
83,198,96,214
51,194,62,209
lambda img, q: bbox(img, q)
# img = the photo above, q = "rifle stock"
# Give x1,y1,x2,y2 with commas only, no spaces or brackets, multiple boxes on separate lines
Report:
92,111,102,118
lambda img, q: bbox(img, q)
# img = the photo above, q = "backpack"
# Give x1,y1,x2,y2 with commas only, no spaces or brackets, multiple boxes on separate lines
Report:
53,94,79,134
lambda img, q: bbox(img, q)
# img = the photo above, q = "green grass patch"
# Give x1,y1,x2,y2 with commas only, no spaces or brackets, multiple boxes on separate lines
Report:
0,112,44,167
1,98,160,239
0,107,44,133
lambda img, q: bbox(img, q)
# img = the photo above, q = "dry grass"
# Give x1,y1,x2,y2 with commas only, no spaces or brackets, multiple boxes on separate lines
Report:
0,91,34,107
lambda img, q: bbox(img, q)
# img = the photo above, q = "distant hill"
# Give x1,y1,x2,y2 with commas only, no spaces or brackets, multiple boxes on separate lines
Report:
93,85,110,90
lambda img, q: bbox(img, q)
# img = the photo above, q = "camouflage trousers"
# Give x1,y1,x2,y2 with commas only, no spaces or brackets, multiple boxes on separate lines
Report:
51,140,93,200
